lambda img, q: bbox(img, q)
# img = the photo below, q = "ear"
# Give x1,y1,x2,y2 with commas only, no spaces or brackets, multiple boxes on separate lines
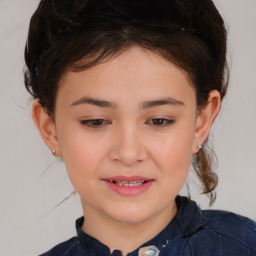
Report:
32,99,62,157
192,90,221,154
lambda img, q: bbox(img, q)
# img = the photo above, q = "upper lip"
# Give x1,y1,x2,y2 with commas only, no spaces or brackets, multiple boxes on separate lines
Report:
104,176,153,182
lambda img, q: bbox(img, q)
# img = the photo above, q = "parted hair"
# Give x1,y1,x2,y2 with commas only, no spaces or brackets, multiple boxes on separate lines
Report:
24,0,228,205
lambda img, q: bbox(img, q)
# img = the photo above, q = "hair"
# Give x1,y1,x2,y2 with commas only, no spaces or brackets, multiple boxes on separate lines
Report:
24,0,228,205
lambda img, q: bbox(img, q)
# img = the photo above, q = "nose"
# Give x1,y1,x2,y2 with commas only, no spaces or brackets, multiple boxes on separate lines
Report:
109,124,148,166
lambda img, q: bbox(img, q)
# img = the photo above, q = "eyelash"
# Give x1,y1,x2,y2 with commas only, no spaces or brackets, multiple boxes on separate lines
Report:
146,118,175,127
80,118,175,128
80,119,111,128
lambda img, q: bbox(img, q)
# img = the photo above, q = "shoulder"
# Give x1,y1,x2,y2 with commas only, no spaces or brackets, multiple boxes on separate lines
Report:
39,237,85,256
203,209,256,241
186,209,256,255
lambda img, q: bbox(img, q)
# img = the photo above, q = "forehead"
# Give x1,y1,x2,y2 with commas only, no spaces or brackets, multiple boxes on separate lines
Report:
57,47,195,106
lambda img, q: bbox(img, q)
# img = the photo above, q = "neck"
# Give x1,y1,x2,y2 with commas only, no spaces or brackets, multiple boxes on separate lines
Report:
81,202,177,256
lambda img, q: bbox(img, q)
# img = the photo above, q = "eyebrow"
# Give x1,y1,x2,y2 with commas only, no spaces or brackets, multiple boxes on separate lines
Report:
71,97,116,108
70,97,184,109
140,98,184,109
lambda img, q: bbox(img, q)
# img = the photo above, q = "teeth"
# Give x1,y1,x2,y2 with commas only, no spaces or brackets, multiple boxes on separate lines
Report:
112,180,145,187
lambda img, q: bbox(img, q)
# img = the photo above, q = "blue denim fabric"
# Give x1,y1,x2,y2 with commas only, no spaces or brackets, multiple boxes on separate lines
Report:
39,196,256,256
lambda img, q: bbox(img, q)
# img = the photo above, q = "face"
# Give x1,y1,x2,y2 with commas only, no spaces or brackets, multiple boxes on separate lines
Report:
53,47,199,226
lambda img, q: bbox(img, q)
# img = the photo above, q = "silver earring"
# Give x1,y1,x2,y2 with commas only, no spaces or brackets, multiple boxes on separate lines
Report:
198,145,203,150
52,150,56,156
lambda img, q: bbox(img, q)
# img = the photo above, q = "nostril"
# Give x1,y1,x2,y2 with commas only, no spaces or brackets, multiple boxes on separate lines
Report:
108,131,148,165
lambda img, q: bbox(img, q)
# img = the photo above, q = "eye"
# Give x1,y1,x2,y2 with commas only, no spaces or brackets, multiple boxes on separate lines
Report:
147,118,175,127
80,119,111,128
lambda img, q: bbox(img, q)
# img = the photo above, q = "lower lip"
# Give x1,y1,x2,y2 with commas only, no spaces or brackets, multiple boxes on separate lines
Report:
103,180,153,196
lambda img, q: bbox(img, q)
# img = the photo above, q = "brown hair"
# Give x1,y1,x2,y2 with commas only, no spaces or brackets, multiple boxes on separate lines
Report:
24,0,228,205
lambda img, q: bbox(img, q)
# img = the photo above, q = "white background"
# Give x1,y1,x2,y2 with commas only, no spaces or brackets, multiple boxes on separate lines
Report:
0,0,256,255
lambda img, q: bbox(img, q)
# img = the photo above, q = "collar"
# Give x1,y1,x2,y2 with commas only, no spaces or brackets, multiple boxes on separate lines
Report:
76,196,206,255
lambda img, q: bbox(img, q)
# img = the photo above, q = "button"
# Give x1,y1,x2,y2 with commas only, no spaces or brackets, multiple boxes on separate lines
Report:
138,246,160,256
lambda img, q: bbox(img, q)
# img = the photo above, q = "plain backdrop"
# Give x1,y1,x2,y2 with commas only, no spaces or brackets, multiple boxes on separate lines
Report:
0,0,256,255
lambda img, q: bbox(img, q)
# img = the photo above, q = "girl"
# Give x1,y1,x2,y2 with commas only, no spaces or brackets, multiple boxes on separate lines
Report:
24,0,256,255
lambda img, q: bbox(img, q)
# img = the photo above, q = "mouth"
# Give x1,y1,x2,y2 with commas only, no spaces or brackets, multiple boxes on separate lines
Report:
107,180,147,187
103,176,153,196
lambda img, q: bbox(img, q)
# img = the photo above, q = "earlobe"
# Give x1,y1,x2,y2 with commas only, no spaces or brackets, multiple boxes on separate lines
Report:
192,90,221,154
32,99,62,157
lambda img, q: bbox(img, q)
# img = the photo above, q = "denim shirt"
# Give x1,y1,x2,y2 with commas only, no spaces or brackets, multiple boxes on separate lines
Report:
39,196,256,256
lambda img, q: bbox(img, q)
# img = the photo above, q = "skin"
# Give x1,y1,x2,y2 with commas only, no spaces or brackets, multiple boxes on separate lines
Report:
33,47,220,255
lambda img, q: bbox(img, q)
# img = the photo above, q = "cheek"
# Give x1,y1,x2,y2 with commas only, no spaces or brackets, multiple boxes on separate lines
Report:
58,130,105,189
154,135,193,198
151,124,195,178
158,140,192,174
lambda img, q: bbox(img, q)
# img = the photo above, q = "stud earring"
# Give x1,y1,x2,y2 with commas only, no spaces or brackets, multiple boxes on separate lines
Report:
52,150,56,156
198,145,203,150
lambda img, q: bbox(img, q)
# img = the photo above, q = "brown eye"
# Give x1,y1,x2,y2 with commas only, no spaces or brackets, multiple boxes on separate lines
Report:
90,119,104,126
80,119,111,128
147,118,175,127
152,119,165,125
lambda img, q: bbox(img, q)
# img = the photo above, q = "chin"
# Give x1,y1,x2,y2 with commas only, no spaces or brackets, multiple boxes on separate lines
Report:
111,213,150,224
106,205,158,224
